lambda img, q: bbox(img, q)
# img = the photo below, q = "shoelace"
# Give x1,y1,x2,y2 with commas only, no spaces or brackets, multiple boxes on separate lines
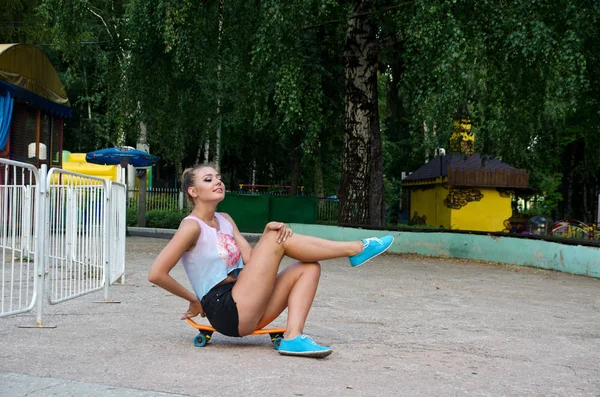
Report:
364,237,382,248
300,334,319,346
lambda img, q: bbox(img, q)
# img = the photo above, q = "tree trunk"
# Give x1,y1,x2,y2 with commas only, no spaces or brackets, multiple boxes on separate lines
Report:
176,161,183,185
195,143,203,164
596,190,600,229
203,140,210,163
215,0,224,172
339,0,384,226
386,61,403,225
314,148,324,198
84,68,92,121
290,144,302,196
564,147,575,220
369,89,385,226
314,147,325,217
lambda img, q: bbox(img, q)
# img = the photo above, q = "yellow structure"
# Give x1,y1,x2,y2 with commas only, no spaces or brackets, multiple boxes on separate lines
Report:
58,152,119,183
449,188,512,231
450,118,474,154
408,183,451,228
403,154,529,232
402,112,531,232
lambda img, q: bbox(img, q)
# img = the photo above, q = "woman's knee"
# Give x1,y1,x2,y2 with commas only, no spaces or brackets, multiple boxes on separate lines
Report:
259,228,286,247
262,228,277,237
303,261,321,278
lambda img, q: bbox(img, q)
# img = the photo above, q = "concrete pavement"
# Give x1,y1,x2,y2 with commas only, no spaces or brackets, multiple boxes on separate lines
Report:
1,236,599,397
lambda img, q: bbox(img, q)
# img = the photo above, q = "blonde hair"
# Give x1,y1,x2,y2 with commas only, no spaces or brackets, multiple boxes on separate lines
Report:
181,163,217,205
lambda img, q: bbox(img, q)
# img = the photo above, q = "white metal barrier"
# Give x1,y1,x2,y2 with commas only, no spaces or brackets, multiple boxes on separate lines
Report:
108,182,126,285
0,160,42,318
46,169,108,304
0,159,126,324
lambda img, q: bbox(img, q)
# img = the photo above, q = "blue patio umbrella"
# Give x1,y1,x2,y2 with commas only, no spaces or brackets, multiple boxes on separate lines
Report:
86,146,159,168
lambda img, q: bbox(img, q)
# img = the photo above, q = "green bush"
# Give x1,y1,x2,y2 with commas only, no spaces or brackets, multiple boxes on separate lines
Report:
126,207,138,227
146,210,188,229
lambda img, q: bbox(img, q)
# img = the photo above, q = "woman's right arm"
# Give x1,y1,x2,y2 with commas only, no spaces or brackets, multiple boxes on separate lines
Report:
148,219,204,318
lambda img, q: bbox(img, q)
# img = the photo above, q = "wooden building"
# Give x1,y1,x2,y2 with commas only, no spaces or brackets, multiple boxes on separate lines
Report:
402,119,530,232
0,43,71,169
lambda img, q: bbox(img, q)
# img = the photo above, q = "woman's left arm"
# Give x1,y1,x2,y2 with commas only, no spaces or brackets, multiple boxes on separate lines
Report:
220,213,253,264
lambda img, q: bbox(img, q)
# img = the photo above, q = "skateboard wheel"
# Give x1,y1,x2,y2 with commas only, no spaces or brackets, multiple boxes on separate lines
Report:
194,333,208,347
273,337,282,350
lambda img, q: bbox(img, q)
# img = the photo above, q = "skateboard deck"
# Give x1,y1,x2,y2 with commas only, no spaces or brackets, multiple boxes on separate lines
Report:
186,318,286,348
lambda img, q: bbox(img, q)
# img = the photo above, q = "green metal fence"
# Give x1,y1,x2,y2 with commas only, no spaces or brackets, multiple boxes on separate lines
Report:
126,190,339,232
217,194,320,233
269,196,317,225
217,194,270,233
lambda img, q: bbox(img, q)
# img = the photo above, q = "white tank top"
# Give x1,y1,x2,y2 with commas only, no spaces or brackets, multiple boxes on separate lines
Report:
180,213,244,299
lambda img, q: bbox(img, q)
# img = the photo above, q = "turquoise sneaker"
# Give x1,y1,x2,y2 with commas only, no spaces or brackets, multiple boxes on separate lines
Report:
349,235,394,267
277,334,332,358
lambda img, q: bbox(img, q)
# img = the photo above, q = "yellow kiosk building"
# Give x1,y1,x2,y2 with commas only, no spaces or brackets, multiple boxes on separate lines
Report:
402,121,530,232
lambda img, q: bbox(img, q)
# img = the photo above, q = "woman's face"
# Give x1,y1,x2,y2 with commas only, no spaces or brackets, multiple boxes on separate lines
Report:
189,166,225,203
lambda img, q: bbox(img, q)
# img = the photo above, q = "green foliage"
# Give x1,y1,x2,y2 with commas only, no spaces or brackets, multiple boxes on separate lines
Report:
126,0,215,165
126,207,137,227
34,0,134,153
527,173,564,217
145,210,187,229
9,0,600,223
0,0,40,42
381,0,600,222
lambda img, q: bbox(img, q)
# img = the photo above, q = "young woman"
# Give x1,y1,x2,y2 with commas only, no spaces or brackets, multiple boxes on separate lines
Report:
148,164,394,358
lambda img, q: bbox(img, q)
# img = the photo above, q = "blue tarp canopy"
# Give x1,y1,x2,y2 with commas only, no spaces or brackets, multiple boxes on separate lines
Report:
0,44,72,118
0,90,14,151
0,79,71,118
86,146,159,168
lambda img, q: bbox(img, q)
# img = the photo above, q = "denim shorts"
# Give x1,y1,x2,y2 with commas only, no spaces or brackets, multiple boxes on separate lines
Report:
200,281,240,337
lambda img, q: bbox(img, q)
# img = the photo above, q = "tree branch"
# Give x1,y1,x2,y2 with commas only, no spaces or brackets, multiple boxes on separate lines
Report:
302,1,415,30
84,6,113,40
84,5,127,61
377,34,403,52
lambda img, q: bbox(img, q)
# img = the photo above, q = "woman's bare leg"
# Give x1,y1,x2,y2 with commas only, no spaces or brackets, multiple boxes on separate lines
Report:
253,261,321,339
233,230,362,335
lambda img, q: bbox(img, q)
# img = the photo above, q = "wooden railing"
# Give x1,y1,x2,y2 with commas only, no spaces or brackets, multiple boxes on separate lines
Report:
448,167,529,188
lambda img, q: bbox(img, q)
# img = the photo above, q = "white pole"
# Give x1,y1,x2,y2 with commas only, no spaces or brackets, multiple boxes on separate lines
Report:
127,164,135,201
97,180,120,304
28,165,55,328
34,165,46,326
597,193,600,229
102,180,111,301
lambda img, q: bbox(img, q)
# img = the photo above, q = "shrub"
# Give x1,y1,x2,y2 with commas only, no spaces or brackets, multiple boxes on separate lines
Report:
126,207,138,227
145,210,188,229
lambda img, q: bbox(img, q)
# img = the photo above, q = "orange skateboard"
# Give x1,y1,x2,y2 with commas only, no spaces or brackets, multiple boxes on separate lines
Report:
186,318,286,348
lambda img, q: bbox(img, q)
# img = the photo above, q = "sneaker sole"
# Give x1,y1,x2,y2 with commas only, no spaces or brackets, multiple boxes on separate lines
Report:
352,236,395,267
278,349,333,358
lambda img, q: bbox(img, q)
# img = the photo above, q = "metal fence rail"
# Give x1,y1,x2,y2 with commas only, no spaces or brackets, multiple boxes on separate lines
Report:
317,198,339,223
109,182,126,284
127,188,182,211
46,170,107,304
125,189,339,224
1,158,126,325
0,160,40,317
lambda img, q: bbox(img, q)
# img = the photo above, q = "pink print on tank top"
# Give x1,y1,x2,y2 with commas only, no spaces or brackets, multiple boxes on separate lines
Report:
216,232,241,268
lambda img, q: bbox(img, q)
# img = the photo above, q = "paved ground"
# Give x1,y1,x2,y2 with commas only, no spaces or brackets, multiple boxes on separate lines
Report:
1,236,599,397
